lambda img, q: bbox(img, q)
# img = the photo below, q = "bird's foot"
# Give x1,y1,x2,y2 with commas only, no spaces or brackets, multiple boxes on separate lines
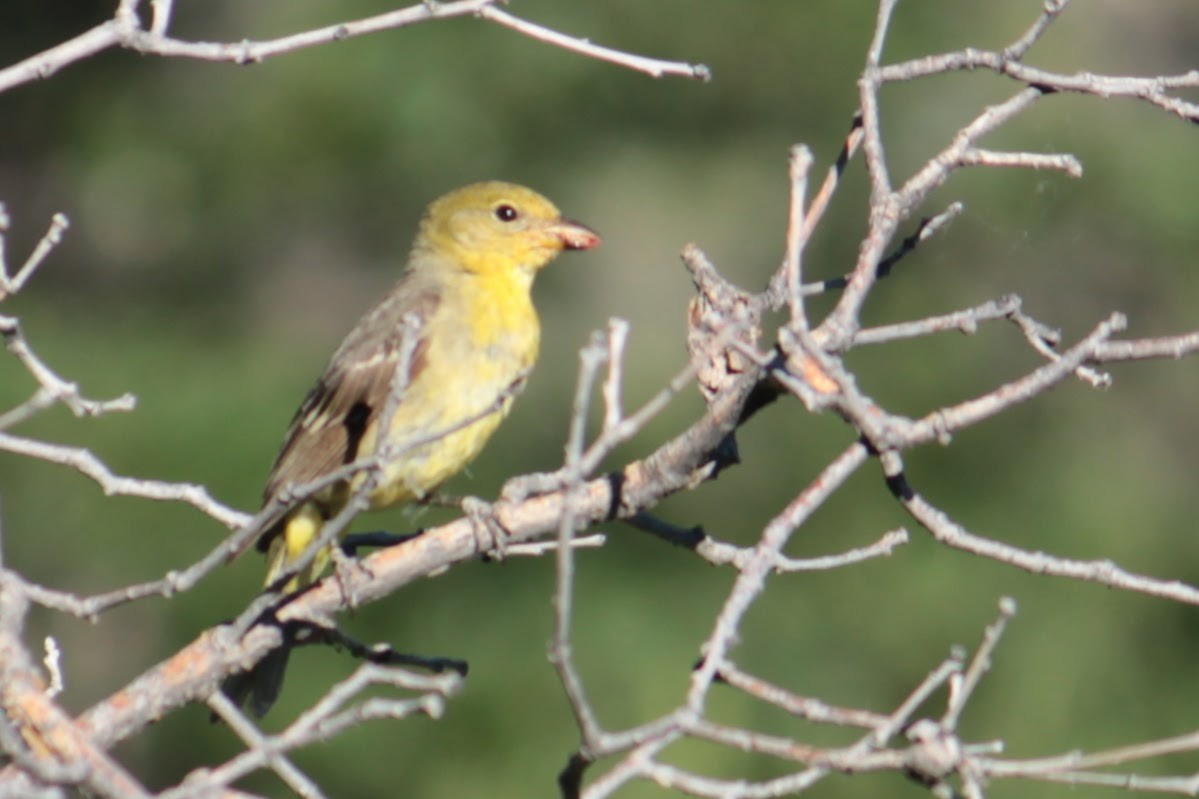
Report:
460,495,510,561
329,546,373,609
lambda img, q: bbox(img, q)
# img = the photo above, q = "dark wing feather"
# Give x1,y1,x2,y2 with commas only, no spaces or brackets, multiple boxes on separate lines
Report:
250,274,439,553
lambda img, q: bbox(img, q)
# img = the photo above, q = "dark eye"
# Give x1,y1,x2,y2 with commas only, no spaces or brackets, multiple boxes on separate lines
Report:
494,204,519,222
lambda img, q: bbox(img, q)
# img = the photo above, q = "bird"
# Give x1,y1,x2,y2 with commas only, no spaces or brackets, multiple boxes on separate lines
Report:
227,181,600,715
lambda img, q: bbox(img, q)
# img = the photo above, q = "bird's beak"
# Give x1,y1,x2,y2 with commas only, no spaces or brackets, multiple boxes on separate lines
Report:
551,218,601,251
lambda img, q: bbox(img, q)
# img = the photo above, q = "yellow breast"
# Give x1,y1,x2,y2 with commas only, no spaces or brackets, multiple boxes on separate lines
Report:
359,268,540,508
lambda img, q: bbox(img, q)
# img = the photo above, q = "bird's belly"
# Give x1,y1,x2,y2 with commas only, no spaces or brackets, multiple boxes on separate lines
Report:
358,342,528,509
366,404,508,508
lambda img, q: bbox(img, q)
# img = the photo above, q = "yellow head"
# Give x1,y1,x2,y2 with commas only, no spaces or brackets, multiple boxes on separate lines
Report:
412,181,600,280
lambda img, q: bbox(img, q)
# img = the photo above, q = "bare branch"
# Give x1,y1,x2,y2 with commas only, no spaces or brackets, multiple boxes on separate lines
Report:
0,431,247,529
883,452,1199,606
0,1,706,96
0,582,154,799
852,295,1021,346
957,148,1082,177
1093,330,1199,362
478,6,710,81
0,210,69,302
783,145,814,327
5,1,1199,797
686,442,871,713
0,320,137,423
600,319,629,436
696,526,909,573
203,693,323,799
714,662,890,729
789,203,964,302
764,113,866,310
1002,0,1070,60
181,666,460,797
879,50,1199,124
942,597,1017,731
549,331,609,747
838,312,1130,454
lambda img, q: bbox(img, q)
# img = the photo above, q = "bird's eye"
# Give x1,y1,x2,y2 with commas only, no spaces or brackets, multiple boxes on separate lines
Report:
494,204,519,222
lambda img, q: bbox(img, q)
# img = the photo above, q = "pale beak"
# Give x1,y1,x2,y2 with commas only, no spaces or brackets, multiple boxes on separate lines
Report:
552,218,601,251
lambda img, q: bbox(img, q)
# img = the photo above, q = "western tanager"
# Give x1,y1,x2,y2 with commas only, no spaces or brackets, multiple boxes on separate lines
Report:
229,181,599,715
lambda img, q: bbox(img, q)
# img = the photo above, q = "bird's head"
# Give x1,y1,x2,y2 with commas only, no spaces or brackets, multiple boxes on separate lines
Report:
414,181,600,281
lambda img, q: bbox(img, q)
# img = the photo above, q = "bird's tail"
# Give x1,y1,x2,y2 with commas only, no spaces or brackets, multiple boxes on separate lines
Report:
221,644,293,718
223,505,331,717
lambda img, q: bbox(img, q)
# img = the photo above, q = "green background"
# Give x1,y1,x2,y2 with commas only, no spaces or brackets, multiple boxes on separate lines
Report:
1,1,1198,796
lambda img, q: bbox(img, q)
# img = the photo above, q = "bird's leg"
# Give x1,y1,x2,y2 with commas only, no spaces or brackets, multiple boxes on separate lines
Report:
458,495,511,561
328,545,373,609
426,492,512,560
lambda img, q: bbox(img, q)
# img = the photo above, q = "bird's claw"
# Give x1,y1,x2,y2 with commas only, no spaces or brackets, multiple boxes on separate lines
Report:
461,496,510,561
329,546,373,609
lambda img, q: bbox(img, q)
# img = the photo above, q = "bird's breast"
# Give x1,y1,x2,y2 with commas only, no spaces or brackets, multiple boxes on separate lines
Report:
360,272,540,508
456,270,540,376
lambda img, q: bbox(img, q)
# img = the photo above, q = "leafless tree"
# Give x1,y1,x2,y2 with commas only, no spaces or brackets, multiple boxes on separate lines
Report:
1,1,1198,797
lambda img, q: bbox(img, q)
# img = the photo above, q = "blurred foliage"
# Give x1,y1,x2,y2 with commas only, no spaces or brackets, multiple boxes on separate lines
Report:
2,1,1199,798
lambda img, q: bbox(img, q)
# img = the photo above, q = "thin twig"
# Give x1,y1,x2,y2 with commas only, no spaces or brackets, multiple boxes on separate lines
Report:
0,0,707,95
783,145,814,328
0,211,69,301
942,597,1017,730
882,451,1199,606
550,333,609,747
0,431,246,528
478,6,710,81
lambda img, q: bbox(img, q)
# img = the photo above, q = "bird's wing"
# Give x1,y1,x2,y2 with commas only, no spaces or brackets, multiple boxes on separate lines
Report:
248,275,441,553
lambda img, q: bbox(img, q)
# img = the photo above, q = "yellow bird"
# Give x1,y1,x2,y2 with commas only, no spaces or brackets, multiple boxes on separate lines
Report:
230,181,599,715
